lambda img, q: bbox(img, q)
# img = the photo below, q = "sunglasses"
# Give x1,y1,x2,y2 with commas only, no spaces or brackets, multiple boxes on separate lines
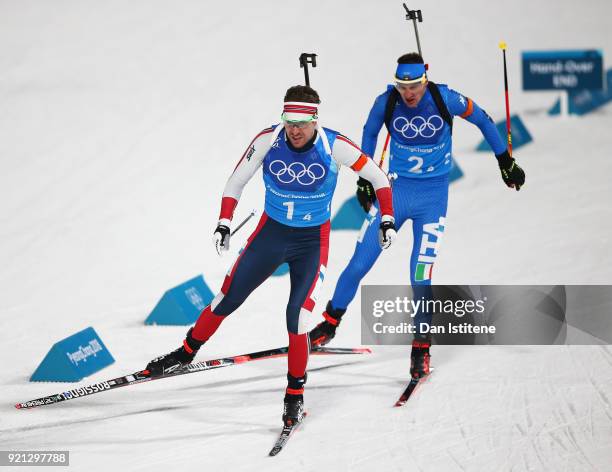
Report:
282,119,315,129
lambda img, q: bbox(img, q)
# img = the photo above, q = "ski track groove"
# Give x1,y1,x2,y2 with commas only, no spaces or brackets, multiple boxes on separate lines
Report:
571,347,612,411
445,448,467,472
566,427,600,472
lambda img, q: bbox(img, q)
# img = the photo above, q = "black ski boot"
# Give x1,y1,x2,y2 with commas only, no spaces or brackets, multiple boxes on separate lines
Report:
146,328,204,377
410,338,431,379
283,374,306,426
309,301,346,347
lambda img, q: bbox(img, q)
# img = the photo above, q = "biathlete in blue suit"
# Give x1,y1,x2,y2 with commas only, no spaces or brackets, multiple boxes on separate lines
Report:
146,85,397,426
309,53,526,379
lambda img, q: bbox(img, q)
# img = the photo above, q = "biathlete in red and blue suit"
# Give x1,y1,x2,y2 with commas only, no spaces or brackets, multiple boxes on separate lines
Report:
146,85,397,426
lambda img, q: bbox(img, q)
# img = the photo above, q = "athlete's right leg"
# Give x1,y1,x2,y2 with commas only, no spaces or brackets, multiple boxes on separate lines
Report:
282,222,330,425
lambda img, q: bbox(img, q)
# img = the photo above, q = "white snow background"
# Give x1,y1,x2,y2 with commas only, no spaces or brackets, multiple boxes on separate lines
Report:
1,0,612,470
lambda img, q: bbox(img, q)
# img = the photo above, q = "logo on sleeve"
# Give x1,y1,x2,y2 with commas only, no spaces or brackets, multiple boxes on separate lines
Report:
245,145,255,161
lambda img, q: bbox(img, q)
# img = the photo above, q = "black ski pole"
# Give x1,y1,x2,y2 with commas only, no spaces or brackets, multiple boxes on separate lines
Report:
403,4,424,57
380,5,426,168
230,209,257,236
499,41,513,156
299,53,317,86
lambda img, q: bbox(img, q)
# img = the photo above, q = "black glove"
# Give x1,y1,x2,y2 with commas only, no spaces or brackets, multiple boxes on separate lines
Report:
356,177,377,212
213,220,231,255
496,150,525,191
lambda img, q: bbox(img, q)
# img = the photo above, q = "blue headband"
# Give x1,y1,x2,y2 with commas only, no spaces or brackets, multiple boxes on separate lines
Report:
394,63,427,84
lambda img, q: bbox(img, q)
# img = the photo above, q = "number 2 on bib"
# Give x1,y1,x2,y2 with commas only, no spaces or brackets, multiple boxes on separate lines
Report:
408,156,424,173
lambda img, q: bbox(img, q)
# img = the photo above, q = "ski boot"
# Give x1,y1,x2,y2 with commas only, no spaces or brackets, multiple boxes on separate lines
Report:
146,328,204,377
410,338,431,379
282,374,306,426
309,301,346,347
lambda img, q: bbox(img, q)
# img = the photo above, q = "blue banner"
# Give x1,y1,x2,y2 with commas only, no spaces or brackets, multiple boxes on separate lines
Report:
31,327,115,382
145,275,214,325
476,115,532,152
522,50,604,90
549,68,612,116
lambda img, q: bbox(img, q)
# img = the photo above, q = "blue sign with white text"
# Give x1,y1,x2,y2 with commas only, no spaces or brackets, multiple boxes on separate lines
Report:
522,50,604,91
31,327,115,382
476,115,532,152
145,275,214,325
549,68,612,116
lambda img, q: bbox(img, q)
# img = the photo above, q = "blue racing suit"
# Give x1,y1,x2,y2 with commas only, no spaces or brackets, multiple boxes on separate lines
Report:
330,83,506,334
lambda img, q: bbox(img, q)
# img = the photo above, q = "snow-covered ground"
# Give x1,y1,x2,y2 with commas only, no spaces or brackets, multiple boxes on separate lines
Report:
2,0,612,470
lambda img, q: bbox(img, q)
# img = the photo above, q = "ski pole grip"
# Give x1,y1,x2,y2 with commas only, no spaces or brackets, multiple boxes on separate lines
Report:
299,53,317,87
299,53,317,67
403,4,423,22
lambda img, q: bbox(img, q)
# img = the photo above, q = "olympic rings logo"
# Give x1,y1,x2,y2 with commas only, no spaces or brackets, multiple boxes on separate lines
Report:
268,160,326,185
393,115,444,139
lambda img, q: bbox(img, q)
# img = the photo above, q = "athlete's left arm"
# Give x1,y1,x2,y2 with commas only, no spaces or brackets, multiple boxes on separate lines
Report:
446,88,526,190
333,135,394,218
446,88,506,155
